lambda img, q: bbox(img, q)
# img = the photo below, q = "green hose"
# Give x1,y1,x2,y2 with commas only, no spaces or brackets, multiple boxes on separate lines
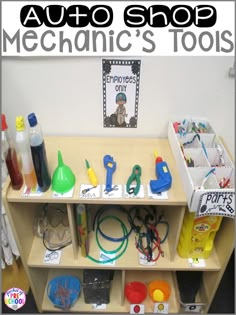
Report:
87,215,129,264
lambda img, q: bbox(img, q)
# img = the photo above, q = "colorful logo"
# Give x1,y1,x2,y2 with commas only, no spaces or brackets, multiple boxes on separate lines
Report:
194,223,210,233
4,288,26,311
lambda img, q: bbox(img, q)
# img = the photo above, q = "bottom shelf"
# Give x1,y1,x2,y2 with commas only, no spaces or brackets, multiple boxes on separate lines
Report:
124,270,180,313
41,269,184,313
42,269,123,312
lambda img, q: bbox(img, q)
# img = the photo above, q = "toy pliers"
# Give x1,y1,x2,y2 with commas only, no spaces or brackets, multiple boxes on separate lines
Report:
126,165,141,195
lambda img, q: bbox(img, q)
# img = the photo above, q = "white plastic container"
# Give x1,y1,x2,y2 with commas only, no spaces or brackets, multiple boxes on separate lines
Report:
15,116,37,189
168,119,235,217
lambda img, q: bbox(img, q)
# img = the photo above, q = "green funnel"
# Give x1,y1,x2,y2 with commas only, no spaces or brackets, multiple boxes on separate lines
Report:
52,151,75,194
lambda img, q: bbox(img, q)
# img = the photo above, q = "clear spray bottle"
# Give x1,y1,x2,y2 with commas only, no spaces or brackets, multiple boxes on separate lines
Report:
15,116,37,189
2,114,23,190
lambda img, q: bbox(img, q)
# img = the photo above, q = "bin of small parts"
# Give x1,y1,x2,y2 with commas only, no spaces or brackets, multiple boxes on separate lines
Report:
168,118,235,216
83,269,114,304
47,275,81,311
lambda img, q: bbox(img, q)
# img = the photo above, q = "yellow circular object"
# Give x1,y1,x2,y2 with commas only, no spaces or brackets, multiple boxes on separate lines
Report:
148,280,171,302
153,289,164,302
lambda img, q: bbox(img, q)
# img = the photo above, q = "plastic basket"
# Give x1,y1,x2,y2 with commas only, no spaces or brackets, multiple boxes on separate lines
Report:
125,281,147,304
47,275,81,310
83,269,112,304
148,280,171,302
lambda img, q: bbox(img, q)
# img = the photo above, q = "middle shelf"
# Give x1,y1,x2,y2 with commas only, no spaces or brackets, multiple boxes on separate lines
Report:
24,201,222,270
27,232,221,270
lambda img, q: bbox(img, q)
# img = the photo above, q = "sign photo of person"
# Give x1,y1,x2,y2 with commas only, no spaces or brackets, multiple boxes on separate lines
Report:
102,59,141,128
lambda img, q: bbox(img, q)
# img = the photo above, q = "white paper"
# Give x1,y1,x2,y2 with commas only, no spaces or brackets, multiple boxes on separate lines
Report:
147,185,168,199
80,184,101,198
139,253,156,266
99,251,116,265
102,184,122,198
22,185,43,197
130,304,145,314
52,187,74,198
92,304,107,310
124,185,145,198
154,302,169,314
43,250,62,264
188,258,206,267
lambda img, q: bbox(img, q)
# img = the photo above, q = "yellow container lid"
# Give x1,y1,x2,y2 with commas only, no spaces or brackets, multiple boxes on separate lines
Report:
16,116,25,131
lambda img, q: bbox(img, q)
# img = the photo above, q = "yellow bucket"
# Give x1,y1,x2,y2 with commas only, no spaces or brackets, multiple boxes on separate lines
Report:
177,210,223,259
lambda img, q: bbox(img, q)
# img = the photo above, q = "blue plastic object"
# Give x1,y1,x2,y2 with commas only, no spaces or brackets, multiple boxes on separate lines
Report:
47,275,81,310
103,155,116,192
150,158,172,193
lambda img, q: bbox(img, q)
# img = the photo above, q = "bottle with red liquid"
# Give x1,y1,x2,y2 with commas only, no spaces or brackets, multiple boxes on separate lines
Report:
1,114,23,190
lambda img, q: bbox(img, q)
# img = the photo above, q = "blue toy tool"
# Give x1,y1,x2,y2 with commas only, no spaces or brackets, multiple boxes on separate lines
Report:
150,151,172,193
103,155,116,193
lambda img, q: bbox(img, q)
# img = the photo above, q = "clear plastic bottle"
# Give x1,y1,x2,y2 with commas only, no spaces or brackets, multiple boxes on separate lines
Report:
1,114,23,190
27,113,51,192
15,116,37,189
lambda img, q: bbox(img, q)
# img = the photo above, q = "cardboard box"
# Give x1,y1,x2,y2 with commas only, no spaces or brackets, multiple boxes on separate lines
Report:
168,119,235,217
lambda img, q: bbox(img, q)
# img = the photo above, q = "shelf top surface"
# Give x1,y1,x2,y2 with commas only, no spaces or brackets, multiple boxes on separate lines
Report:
5,136,187,205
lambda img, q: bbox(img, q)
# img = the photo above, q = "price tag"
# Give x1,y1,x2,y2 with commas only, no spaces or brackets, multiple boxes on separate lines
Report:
183,304,204,313
124,185,145,198
188,258,206,267
154,302,169,314
52,187,74,198
102,184,122,198
22,185,42,197
130,304,145,314
92,304,107,310
139,253,156,266
147,185,168,199
80,184,100,198
99,251,116,265
43,250,61,264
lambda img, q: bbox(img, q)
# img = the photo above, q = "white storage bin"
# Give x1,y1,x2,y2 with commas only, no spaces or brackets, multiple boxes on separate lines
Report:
188,168,220,190
206,147,234,168
168,119,235,217
183,148,210,168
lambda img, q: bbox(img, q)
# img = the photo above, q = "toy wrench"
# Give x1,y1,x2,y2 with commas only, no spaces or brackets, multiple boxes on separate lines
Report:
103,155,116,193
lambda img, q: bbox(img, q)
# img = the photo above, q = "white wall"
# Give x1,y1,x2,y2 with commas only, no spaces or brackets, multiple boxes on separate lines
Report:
2,56,235,157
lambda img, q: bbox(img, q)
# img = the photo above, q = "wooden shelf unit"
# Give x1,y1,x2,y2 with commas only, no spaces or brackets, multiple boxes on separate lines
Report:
2,136,234,313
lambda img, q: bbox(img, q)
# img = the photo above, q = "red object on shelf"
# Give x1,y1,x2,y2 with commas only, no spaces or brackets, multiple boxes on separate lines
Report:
125,282,147,304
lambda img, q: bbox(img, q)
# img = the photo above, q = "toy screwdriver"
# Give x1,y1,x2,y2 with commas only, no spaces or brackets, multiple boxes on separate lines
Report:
85,159,98,187
150,150,172,193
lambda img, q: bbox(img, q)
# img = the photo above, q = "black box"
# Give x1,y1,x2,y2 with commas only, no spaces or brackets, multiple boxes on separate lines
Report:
83,269,113,304
176,271,203,303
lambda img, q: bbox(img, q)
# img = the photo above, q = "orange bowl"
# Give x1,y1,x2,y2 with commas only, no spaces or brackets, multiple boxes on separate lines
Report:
148,280,171,302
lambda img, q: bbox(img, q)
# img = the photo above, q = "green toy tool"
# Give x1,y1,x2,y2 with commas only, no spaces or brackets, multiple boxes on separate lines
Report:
126,165,142,195
52,150,75,194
